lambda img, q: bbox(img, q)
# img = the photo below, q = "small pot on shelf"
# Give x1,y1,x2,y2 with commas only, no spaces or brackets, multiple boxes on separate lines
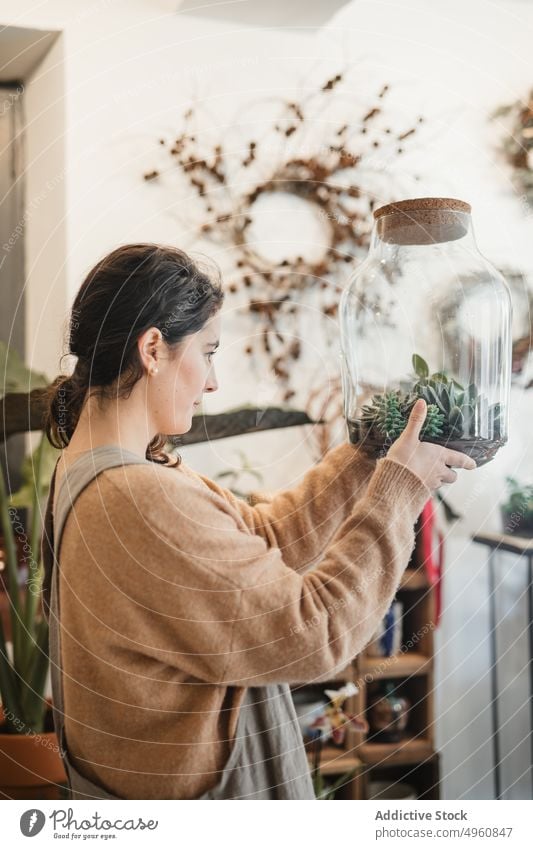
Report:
500,506,533,538
367,682,410,743
500,478,533,538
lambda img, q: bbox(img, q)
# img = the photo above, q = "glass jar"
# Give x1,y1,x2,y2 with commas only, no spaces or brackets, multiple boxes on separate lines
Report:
339,197,512,466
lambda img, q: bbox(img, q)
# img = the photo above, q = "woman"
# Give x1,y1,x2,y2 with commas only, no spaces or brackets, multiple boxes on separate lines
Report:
41,243,475,801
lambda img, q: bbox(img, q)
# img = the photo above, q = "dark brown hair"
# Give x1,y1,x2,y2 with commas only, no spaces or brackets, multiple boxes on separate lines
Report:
45,243,224,464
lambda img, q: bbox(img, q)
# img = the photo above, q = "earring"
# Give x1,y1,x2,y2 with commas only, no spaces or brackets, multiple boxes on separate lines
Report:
150,367,158,376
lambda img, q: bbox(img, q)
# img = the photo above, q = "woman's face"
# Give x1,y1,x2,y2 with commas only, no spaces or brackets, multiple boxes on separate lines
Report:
148,312,221,435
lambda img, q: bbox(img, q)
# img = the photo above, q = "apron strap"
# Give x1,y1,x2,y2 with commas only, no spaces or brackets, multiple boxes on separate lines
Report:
45,446,151,797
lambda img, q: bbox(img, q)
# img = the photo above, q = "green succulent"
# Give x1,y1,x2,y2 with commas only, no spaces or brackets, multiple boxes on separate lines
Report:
422,403,445,437
361,390,406,440
358,353,502,446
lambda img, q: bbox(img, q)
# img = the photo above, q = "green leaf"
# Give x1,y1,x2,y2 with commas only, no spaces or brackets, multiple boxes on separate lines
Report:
22,435,50,641
0,422,54,731
18,619,49,731
449,405,463,420
0,462,23,670
412,353,429,379
10,437,59,510
448,406,465,436
436,492,463,522
431,382,453,414
424,385,447,414
421,404,444,437
0,342,49,399
0,617,22,729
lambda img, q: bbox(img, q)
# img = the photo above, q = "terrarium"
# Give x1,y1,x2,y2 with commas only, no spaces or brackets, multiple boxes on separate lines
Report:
339,197,512,466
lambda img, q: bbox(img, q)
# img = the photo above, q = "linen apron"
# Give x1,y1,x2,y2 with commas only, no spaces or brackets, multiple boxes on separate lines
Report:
42,446,316,800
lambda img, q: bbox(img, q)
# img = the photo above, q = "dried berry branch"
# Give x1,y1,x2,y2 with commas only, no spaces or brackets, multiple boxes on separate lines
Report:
492,89,533,203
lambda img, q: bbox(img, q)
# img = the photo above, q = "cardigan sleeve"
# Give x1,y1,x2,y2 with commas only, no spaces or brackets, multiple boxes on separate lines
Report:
100,455,430,687
179,442,377,574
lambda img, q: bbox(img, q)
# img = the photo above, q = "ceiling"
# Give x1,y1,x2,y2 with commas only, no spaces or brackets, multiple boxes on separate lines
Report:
0,26,59,83
175,0,351,28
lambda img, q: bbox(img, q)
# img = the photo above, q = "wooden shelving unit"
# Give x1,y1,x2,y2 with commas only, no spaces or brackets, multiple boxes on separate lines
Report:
359,651,431,680
318,747,362,776
354,545,440,800
358,737,434,766
297,526,440,800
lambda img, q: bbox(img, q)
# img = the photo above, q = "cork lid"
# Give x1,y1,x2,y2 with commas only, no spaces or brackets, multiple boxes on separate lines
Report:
374,197,471,219
373,197,472,245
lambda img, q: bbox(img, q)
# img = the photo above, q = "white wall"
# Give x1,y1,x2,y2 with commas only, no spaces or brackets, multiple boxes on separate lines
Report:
2,0,532,799
321,0,533,801
24,32,67,380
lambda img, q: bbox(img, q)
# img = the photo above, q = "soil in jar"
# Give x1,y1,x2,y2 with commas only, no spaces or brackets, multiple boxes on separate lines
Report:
347,418,506,467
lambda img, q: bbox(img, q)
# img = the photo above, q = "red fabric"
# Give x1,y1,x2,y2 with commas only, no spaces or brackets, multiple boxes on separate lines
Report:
418,499,444,625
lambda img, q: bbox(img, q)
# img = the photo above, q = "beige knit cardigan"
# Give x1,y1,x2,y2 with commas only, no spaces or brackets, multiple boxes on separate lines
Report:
50,442,429,799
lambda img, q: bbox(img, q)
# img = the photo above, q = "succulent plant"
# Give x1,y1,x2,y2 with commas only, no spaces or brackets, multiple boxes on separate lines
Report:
361,390,406,440
423,403,445,437
357,353,502,446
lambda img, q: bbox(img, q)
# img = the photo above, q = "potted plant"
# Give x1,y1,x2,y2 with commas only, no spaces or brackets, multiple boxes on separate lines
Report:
349,354,503,466
305,683,367,800
0,344,66,798
0,432,68,798
500,477,533,538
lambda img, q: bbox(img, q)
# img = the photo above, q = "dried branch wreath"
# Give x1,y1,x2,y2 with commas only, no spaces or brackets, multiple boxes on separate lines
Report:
143,71,425,452
493,89,533,205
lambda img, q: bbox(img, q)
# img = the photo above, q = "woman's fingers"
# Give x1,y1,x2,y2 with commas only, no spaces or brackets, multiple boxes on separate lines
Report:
444,450,476,470
440,466,458,485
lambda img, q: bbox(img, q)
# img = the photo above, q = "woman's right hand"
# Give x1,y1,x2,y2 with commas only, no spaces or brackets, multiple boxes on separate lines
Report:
387,398,477,491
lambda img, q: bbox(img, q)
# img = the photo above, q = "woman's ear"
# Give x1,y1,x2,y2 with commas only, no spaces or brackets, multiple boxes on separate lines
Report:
137,327,164,375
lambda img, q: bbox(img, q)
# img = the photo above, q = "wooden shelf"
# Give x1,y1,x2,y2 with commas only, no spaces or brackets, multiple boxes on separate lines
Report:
308,746,363,776
400,567,428,590
329,663,355,681
363,754,440,800
359,652,432,680
359,737,434,767
289,663,354,687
